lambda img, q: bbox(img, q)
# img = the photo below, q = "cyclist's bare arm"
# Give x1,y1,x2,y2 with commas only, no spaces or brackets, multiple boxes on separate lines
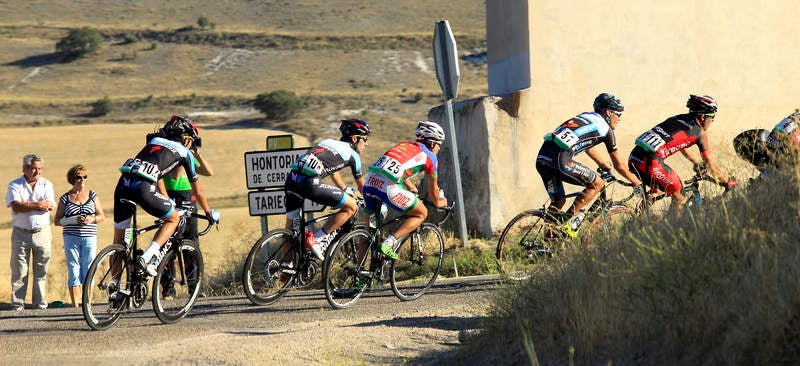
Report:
329,171,347,190
586,146,612,172
608,149,642,185
426,175,447,208
191,146,214,176
700,151,730,183
403,179,418,194
189,180,213,215
355,176,365,193
157,179,169,197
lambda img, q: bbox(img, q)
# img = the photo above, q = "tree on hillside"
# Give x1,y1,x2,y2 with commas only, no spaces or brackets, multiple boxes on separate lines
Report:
254,90,305,121
90,97,112,116
197,16,215,30
56,27,102,60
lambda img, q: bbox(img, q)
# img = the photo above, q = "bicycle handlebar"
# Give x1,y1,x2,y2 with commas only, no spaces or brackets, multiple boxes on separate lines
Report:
421,198,455,226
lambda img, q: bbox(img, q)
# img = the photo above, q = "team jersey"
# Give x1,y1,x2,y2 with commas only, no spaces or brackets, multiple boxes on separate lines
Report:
543,112,617,154
290,138,363,179
768,112,800,147
633,113,710,159
119,137,198,183
369,141,438,183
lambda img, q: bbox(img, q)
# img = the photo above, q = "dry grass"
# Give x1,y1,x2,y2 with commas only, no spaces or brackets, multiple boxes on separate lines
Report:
452,162,800,365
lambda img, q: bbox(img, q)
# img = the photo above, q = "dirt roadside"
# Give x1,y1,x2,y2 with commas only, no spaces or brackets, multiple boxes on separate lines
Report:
0,276,498,365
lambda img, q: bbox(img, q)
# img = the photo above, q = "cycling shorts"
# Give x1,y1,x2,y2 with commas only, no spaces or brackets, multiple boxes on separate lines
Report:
284,172,347,215
362,173,419,214
113,174,175,223
535,141,597,200
628,151,682,195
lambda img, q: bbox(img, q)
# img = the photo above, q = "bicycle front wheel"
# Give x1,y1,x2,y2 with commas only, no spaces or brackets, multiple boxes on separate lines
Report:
324,228,371,309
496,210,564,281
581,205,637,247
82,244,129,331
242,229,297,305
152,240,204,324
390,223,444,301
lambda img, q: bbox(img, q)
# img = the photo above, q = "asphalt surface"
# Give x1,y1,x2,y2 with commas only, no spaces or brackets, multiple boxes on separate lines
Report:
0,274,501,365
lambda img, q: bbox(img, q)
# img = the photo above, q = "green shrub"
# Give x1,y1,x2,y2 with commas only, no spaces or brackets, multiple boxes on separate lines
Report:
56,27,102,59
90,97,112,116
254,90,305,121
197,16,215,30
122,33,140,44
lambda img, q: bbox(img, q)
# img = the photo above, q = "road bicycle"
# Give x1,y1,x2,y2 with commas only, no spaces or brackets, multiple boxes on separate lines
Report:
638,170,733,217
496,174,638,280
82,199,215,331
241,196,364,306
324,199,454,309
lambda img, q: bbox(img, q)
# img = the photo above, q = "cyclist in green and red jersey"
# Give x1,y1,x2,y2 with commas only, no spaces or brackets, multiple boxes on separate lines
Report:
362,121,448,259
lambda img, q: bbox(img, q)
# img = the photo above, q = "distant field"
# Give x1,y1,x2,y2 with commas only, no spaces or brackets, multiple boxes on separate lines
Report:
0,122,318,303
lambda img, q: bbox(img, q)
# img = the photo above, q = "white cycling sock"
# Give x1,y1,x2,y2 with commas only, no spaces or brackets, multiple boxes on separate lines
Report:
383,235,397,248
141,242,161,261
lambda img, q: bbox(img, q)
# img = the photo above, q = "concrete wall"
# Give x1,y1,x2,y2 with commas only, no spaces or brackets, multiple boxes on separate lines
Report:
429,0,800,238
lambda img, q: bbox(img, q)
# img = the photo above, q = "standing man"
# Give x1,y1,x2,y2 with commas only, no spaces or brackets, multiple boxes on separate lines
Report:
5,154,56,311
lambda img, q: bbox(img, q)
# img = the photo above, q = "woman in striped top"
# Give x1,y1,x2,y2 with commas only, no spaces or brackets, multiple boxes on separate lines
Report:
54,164,106,307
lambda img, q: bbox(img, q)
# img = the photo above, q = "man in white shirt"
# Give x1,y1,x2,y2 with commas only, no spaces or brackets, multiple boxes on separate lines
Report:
5,154,55,311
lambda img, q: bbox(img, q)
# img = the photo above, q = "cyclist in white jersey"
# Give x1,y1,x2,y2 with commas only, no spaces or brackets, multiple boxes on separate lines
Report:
535,93,642,237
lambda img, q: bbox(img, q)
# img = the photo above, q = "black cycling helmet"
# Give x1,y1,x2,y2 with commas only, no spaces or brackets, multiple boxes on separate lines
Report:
339,118,371,137
686,94,718,114
593,93,625,113
162,115,199,142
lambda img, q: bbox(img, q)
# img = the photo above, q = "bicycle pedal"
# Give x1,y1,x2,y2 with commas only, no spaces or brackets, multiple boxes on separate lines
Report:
281,269,297,275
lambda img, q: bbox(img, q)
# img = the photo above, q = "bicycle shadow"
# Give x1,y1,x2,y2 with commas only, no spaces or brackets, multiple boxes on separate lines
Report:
350,314,485,332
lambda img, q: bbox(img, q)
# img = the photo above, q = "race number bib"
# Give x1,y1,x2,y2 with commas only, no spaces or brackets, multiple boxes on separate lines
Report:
295,154,324,176
119,158,161,182
635,131,667,153
552,127,579,150
373,155,403,179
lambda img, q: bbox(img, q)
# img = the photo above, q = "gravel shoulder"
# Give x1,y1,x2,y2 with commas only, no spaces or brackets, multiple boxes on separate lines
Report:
0,275,498,365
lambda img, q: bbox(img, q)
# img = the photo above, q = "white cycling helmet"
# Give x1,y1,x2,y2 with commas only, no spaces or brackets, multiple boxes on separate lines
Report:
415,121,445,143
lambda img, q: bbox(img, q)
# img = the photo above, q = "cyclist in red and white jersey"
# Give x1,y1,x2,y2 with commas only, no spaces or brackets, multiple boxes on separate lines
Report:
362,121,448,259
113,116,220,277
629,94,736,213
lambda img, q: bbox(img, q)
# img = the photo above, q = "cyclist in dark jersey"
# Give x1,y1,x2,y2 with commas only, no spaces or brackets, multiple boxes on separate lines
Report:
155,123,214,298
112,116,220,277
629,94,736,213
536,93,643,237
284,119,370,260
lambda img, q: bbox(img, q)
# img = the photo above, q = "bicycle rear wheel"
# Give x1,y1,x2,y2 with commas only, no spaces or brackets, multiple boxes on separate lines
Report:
496,209,565,281
82,244,129,331
324,228,371,309
242,229,297,306
390,223,444,301
152,240,204,324
581,205,637,247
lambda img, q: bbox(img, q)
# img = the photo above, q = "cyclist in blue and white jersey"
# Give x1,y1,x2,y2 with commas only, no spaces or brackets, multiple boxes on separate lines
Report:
284,119,370,260
112,116,220,277
535,93,642,237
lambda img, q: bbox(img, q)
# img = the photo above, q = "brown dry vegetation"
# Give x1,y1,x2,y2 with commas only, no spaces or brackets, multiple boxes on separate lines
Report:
0,0,488,303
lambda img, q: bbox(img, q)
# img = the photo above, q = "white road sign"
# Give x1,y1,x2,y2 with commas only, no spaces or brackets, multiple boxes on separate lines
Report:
248,190,326,216
244,148,307,189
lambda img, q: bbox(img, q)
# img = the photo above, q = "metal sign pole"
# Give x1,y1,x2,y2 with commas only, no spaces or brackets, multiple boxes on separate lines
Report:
434,20,469,250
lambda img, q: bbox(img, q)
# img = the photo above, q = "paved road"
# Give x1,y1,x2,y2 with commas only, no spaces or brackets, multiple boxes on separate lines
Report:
0,275,500,365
